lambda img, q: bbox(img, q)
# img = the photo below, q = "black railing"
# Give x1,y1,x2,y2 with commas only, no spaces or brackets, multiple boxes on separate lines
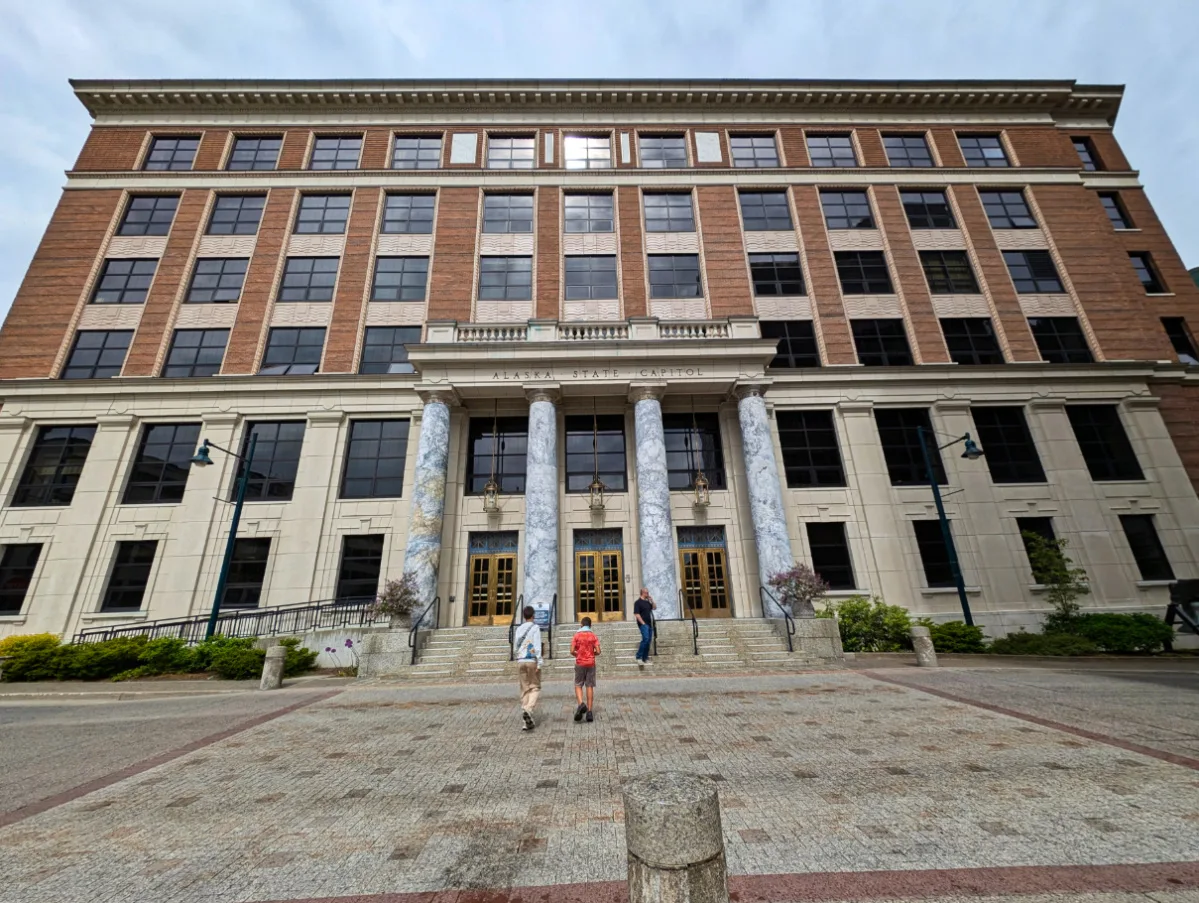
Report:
1165,580,1199,652
650,612,658,657
546,594,556,660
408,595,440,666
760,585,795,653
678,589,700,655
508,594,525,662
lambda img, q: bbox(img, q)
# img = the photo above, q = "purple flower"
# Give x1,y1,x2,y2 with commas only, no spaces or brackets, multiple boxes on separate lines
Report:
344,638,354,649
325,647,333,653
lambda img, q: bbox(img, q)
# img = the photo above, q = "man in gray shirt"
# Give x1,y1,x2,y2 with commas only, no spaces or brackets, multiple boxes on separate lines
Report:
513,605,543,730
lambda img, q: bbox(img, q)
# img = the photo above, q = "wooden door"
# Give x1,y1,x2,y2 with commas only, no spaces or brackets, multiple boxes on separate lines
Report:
679,547,732,618
576,550,624,621
467,553,517,625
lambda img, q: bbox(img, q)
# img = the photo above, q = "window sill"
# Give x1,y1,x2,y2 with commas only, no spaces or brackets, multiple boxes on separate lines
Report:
919,586,982,596
1135,580,1176,589
1145,293,1175,298
1028,583,1092,594
1114,227,1142,232
79,611,149,621
0,615,27,624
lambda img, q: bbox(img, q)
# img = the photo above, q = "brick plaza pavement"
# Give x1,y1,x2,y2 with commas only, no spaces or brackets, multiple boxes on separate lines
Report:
1,668,1198,902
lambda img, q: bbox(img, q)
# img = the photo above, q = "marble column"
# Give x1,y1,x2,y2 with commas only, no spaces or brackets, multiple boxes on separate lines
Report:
631,384,680,618
735,383,797,617
402,389,456,624
523,386,560,611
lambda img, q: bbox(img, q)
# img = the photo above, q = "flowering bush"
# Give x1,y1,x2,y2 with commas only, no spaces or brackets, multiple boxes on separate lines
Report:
324,637,360,677
369,572,420,624
767,563,829,618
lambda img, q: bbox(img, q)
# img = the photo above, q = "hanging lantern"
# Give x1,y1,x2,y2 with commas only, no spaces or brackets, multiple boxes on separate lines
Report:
588,405,606,510
690,400,710,507
693,471,710,508
483,401,501,512
482,476,501,512
588,475,606,511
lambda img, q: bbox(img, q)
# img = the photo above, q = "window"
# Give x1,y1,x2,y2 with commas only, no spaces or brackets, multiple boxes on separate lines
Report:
730,134,779,168
971,407,1045,483
820,190,874,229
12,425,96,507
482,194,534,233
958,134,1009,167
238,422,307,501
381,193,435,234
310,136,361,170
806,134,856,167
776,410,844,487
663,413,726,491
1028,317,1093,364
295,194,352,234
920,251,980,294
1099,193,1131,229
835,251,893,294
806,523,855,589
940,318,1004,365
467,417,529,494
144,136,198,171
340,420,410,499
278,257,339,302
392,135,442,169
1004,250,1063,293
643,193,695,232
852,320,912,366
0,544,41,614
118,195,179,236
738,191,792,231
101,541,157,611
565,415,627,492
564,134,611,169
163,329,228,378
1120,515,1174,581
359,326,421,375
883,134,934,167
901,190,955,229
912,521,955,587
370,257,429,302
1129,252,1166,293
92,259,157,304
1016,517,1056,583
761,321,820,368
336,535,385,600
1066,405,1143,481
222,538,270,609
208,195,265,235
259,328,325,375
62,330,132,379
648,255,702,298
564,193,614,233
639,134,687,168
123,423,201,504
564,256,618,301
227,136,280,171
980,190,1036,229
477,256,532,301
749,253,805,296
1072,137,1099,171
186,258,248,303
487,135,535,169
1162,318,1199,365
875,409,945,485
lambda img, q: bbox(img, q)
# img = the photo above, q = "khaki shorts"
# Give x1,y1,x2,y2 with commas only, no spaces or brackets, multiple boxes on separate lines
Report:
574,664,596,688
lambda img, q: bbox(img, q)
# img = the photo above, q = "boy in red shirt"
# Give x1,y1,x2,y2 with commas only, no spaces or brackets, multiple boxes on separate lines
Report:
570,616,601,723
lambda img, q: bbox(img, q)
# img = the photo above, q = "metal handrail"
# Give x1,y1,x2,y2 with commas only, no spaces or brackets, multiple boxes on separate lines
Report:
408,595,440,666
650,612,658,657
760,585,795,653
508,594,524,661
678,589,700,655
546,594,556,660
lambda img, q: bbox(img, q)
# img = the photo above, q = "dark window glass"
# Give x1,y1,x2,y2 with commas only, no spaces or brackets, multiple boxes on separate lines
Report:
835,251,893,294
310,136,361,170
1016,517,1057,583
1004,250,1063,293
940,318,1004,365
564,256,618,301
564,414,627,493
749,253,805,296
237,422,307,501
381,193,435,233
852,319,912,366
901,190,955,228
62,330,132,379
1129,252,1166,293
806,522,855,589
207,195,265,235
639,135,687,168
92,259,157,304
467,417,529,494
278,257,339,302
228,136,281,171
482,194,534,233
1162,317,1199,365
761,320,820,368
777,410,844,487
186,258,248,303
163,329,228,378
1099,193,1131,229
647,255,702,298
1066,405,1143,481
913,520,956,586
1072,137,1099,171
487,135,535,169
392,135,442,169
920,250,979,294
1120,514,1174,581
644,193,695,232
340,420,410,499
371,257,429,302
662,413,726,491
875,409,945,485
958,134,1009,167
0,544,42,614
478,256,532,301
12,425,96,507
730,134,779,168
820,190,873,229
883,134,934,167
144,136,198,171
336,535,385,600
564,193,614,233
118,195,179,236
564,135,611,169
980,190,1036,229
739,191,792,231
123,423,201,504
359,326,421,375
222,538,270,609
295,194,351,234
101,540,157,611
1028,317,1093,364
971,407,1045,483
259,328,325,376
807,134,857,167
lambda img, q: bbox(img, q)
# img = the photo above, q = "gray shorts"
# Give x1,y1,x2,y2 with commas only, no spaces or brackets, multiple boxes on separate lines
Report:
574,664,596,688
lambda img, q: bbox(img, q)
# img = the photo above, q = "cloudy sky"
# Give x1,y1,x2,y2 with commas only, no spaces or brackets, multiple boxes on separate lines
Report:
1,0,1197,318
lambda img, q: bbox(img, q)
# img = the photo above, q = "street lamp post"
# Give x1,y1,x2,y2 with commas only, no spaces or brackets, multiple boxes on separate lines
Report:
916,426,984,627
190,434,258,639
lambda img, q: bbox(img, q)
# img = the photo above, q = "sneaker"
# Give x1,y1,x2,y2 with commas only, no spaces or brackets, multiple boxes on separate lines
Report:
585,710,594,723
643,658,654,667
574,702,587,722
637,659,645,669
522,711,535,731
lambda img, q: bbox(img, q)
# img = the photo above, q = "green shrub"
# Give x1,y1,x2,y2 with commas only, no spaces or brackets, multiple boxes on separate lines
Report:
209,644,266,680
189,635,254,673
56,636,149,680
916,619,988,653
0,633,61,658
817,595,912,652
279,637,318,677
1062,613,1174,654
0,635,63,681
989,631,1099,656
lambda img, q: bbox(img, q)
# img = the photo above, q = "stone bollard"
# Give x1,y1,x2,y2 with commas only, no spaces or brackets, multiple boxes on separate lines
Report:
622,771,729,903
910,625,938,668
259,644,287,690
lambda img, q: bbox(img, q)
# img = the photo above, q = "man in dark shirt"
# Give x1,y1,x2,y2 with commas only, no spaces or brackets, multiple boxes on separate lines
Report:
633,587,655,668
